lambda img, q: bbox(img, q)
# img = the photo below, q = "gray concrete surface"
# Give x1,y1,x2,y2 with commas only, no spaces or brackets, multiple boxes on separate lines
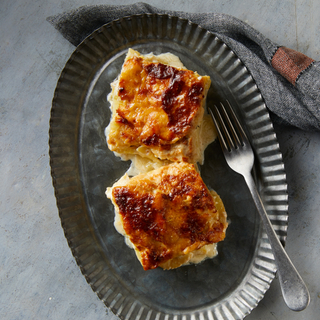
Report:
1,0,319,319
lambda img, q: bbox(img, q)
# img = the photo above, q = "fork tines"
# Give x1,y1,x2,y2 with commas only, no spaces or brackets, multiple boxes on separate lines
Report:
209,100,247,152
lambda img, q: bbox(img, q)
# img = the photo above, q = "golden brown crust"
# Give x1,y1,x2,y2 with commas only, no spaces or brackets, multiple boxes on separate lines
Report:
110,163,227,270
107,49,211,163
105,50,226,271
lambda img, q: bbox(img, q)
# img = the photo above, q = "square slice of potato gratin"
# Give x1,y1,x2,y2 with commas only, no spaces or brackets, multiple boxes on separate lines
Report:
106,162,227,270
105,48,214,165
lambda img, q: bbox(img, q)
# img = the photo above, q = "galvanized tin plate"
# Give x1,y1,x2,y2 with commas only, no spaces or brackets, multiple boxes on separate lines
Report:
49,14,288,320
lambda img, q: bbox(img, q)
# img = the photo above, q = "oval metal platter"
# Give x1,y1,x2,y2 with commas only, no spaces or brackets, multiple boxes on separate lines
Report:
49,14,288,320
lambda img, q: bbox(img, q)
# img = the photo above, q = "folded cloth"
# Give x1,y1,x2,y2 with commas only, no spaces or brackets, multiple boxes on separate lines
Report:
47,2,320,131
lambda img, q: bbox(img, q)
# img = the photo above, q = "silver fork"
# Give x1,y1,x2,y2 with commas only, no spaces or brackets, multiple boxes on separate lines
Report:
209,101,310,311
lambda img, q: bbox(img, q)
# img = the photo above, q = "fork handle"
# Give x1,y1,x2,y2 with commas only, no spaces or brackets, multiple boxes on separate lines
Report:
244,173,310,311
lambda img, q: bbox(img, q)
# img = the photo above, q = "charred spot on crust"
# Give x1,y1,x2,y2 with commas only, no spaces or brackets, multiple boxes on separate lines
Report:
113,187,166,242
115,109,134,127
141,133,160,146
188,82,204,103
142,248,173,270
145,63,175,79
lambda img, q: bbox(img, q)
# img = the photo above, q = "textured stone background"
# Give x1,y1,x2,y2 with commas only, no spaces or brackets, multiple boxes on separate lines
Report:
1,0,319,319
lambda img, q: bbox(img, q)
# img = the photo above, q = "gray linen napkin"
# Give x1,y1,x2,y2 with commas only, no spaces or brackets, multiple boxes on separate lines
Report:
47,2,320,131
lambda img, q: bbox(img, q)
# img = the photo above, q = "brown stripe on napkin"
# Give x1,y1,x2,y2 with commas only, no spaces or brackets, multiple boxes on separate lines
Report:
271,47,314,85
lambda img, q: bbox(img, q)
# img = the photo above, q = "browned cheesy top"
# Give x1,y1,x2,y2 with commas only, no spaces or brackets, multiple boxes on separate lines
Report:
112,163,226,270
108,55,208,149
